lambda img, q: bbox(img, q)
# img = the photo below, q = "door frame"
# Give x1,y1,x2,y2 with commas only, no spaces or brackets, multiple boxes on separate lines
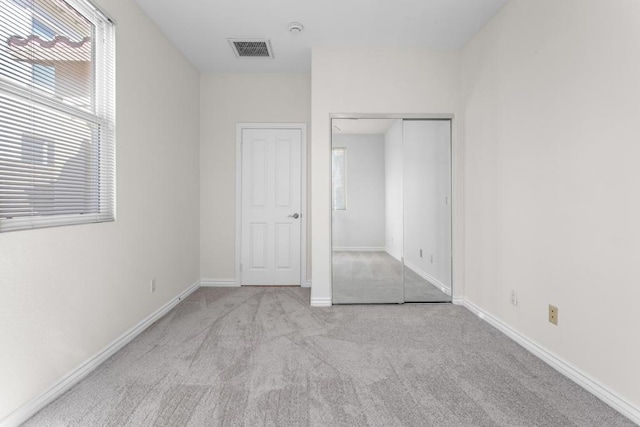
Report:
236,123,308,287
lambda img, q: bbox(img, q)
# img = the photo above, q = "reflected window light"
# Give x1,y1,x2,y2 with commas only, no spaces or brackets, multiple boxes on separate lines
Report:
332,147,347,210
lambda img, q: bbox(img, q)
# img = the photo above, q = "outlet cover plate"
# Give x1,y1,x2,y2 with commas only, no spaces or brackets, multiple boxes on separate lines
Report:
549,304,558,325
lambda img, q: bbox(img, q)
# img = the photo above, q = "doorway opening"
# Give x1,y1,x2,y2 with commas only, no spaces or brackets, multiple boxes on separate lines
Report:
236,123,308,286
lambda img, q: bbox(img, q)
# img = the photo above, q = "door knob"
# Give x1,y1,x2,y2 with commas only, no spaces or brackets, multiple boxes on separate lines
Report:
288,213,300,219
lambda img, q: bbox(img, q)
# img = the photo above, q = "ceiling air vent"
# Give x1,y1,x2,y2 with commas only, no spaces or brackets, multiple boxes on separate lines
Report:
228,39,274,58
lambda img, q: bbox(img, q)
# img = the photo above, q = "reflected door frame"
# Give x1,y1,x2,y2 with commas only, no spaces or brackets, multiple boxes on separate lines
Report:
235,123,308,287
329,113,456,304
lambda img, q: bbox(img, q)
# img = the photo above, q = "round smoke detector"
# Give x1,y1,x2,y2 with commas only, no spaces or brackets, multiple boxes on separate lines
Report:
288,22,304,33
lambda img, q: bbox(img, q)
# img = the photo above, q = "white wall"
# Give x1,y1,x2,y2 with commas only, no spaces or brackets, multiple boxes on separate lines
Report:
403,120,452,291
331,134,385,250
462,0,640,410
311,47,461,305
0,0,200,420
200,73,311,283
384,120,403,260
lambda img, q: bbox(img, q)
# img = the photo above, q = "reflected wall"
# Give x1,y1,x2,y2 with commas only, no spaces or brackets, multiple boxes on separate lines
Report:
403,120,452,302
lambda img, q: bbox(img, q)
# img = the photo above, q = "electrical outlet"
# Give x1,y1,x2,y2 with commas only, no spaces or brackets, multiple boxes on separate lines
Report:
150,279,156,293
420,249,423,258
549,304,558,325
510,290,518,306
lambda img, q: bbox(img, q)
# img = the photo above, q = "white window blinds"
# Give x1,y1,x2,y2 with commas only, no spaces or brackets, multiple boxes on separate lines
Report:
0,0,115,232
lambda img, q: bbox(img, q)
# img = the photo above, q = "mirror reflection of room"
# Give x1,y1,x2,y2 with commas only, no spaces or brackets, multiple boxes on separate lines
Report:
331,118,452,304
402,120,452,302
332,119,402,303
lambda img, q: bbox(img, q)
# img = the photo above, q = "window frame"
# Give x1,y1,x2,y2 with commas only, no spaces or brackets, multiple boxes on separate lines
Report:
0,0,116,232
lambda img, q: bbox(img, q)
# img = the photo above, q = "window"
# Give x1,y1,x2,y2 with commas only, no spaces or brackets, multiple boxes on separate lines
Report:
332,147,346,210
31,19,56,93
0,0,115,232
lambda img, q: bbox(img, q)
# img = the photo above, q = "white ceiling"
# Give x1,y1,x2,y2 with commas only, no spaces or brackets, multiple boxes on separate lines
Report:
133,0,508,73
332,119,397,135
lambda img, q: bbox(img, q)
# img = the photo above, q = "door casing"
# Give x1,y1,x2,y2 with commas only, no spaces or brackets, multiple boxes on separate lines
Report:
236,123,308,287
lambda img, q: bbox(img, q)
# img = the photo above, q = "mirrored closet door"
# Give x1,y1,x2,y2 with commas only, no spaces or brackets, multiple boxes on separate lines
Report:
331,118,452,304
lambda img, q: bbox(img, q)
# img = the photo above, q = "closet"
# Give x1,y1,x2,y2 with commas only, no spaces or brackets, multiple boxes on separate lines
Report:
331,118,452,303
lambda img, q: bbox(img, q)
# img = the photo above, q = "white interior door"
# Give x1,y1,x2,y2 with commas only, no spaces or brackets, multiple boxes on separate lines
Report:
241,128,302,285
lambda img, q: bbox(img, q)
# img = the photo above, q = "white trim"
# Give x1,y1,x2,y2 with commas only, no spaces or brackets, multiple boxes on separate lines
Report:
450,117,463,301
332,247,385,252
0,81,102,125
302,279,311,288
403,260,452,296
299,125,308,289
75,0,117,24
310,297,332,307
330,113,455,120
236,123,308,287
199,279,238,287
235,126,242,287
0,281,200,427
461,299,640,425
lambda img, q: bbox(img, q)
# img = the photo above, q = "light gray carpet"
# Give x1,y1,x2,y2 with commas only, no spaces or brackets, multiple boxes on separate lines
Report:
332,251,450,303
26,287,634,426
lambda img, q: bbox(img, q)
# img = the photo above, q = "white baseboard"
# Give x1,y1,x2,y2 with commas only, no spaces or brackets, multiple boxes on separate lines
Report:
310,297,332,307
199,279,238,287
0,281,200,427
461,299,640,425
199,279,310,288
403,260,451,296
332,247,385,252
